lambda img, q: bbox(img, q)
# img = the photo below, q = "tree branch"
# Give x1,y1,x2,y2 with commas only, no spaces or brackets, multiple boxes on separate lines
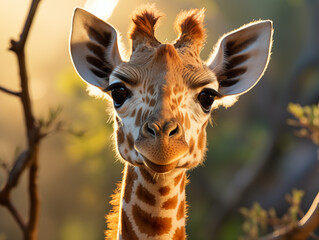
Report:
9,0,41,135
0,0,42,239
6,150,33,189
6,200,26,231
261,192,319,240
9,0,41,54
0,86,21,97
27,149,40,240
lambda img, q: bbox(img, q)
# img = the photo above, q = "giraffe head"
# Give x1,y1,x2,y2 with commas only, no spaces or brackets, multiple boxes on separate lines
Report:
70,5,273,173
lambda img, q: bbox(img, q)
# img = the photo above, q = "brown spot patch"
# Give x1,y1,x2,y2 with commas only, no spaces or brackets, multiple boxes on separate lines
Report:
189,138,195,154
176,199,185,220
172,226,186,240
197,122,207,151
130,108,136,117
136,184,156,206
127,133,135,151
135,108,142,126
132,204,172,236
171,98,178,108
176,112,184,125
115,116,121,124
184,113,190,130
149,99,156,107
117,127,125,145
180,175,186,194
141,110,150,122
126,156,133,164
123,165,138,203
174,172,184,186
140,167,156,184
148,85,155,95
158,186,170,196
121,210,138,240
154,44,181,63
173,86,178,95
162,195,178,210
145,96,150,104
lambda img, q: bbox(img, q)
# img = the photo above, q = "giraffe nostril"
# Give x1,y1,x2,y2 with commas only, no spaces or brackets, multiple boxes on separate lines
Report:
165,122,182,139
147,124,156,136
141,120,183,139
141,121,159,138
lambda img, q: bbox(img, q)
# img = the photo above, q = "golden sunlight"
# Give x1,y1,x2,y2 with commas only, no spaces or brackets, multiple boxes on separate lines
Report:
84,0,119,20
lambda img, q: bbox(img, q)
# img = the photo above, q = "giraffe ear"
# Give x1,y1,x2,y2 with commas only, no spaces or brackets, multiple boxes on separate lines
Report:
70,8,123,90
207,20,273,97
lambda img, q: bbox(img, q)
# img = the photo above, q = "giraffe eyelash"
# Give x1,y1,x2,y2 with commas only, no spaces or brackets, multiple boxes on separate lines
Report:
103,82,127,92
199,88,222,98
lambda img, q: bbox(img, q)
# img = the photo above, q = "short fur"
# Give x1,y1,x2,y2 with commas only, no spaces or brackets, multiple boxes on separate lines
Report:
105,182,121,239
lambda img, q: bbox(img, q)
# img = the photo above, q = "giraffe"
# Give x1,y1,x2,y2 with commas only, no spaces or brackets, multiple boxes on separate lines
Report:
70,4,273,239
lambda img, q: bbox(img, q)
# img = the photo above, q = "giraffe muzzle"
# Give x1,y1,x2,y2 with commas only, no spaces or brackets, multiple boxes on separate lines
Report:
135,119,189,172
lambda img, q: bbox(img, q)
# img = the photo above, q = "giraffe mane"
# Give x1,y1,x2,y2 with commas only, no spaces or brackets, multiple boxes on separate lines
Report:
174,8,206,52
105,182,122,240
129,4,163,49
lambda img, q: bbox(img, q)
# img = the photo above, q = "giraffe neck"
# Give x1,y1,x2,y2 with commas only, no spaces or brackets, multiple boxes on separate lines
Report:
118,163,187,239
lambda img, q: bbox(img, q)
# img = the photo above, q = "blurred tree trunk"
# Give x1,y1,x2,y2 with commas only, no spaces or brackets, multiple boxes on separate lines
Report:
204,0,319,238
0,1,42,239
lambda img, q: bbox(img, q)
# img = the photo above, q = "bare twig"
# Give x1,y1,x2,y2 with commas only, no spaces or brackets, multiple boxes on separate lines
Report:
9,0,41,54
0,86,21,97
6,149,33,189
0,0,42,239
9,0,42,133
6,200,26,231
260,192,319,240
27,150,40,240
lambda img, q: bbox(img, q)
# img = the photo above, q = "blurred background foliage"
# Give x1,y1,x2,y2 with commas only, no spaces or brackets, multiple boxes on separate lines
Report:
0,0,318,239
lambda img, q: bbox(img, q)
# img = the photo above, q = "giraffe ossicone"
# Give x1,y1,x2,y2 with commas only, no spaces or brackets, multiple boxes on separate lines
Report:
70,4,273,239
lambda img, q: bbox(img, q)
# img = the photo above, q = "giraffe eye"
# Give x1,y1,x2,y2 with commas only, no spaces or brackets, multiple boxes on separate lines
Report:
198,90,216,113
108,84,131,108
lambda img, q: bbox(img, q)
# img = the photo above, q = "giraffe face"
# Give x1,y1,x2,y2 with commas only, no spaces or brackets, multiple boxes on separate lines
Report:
70,7,273,173
109,44,217,173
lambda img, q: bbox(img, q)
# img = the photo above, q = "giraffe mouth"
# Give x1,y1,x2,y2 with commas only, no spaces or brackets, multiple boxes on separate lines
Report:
143,158,179,173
